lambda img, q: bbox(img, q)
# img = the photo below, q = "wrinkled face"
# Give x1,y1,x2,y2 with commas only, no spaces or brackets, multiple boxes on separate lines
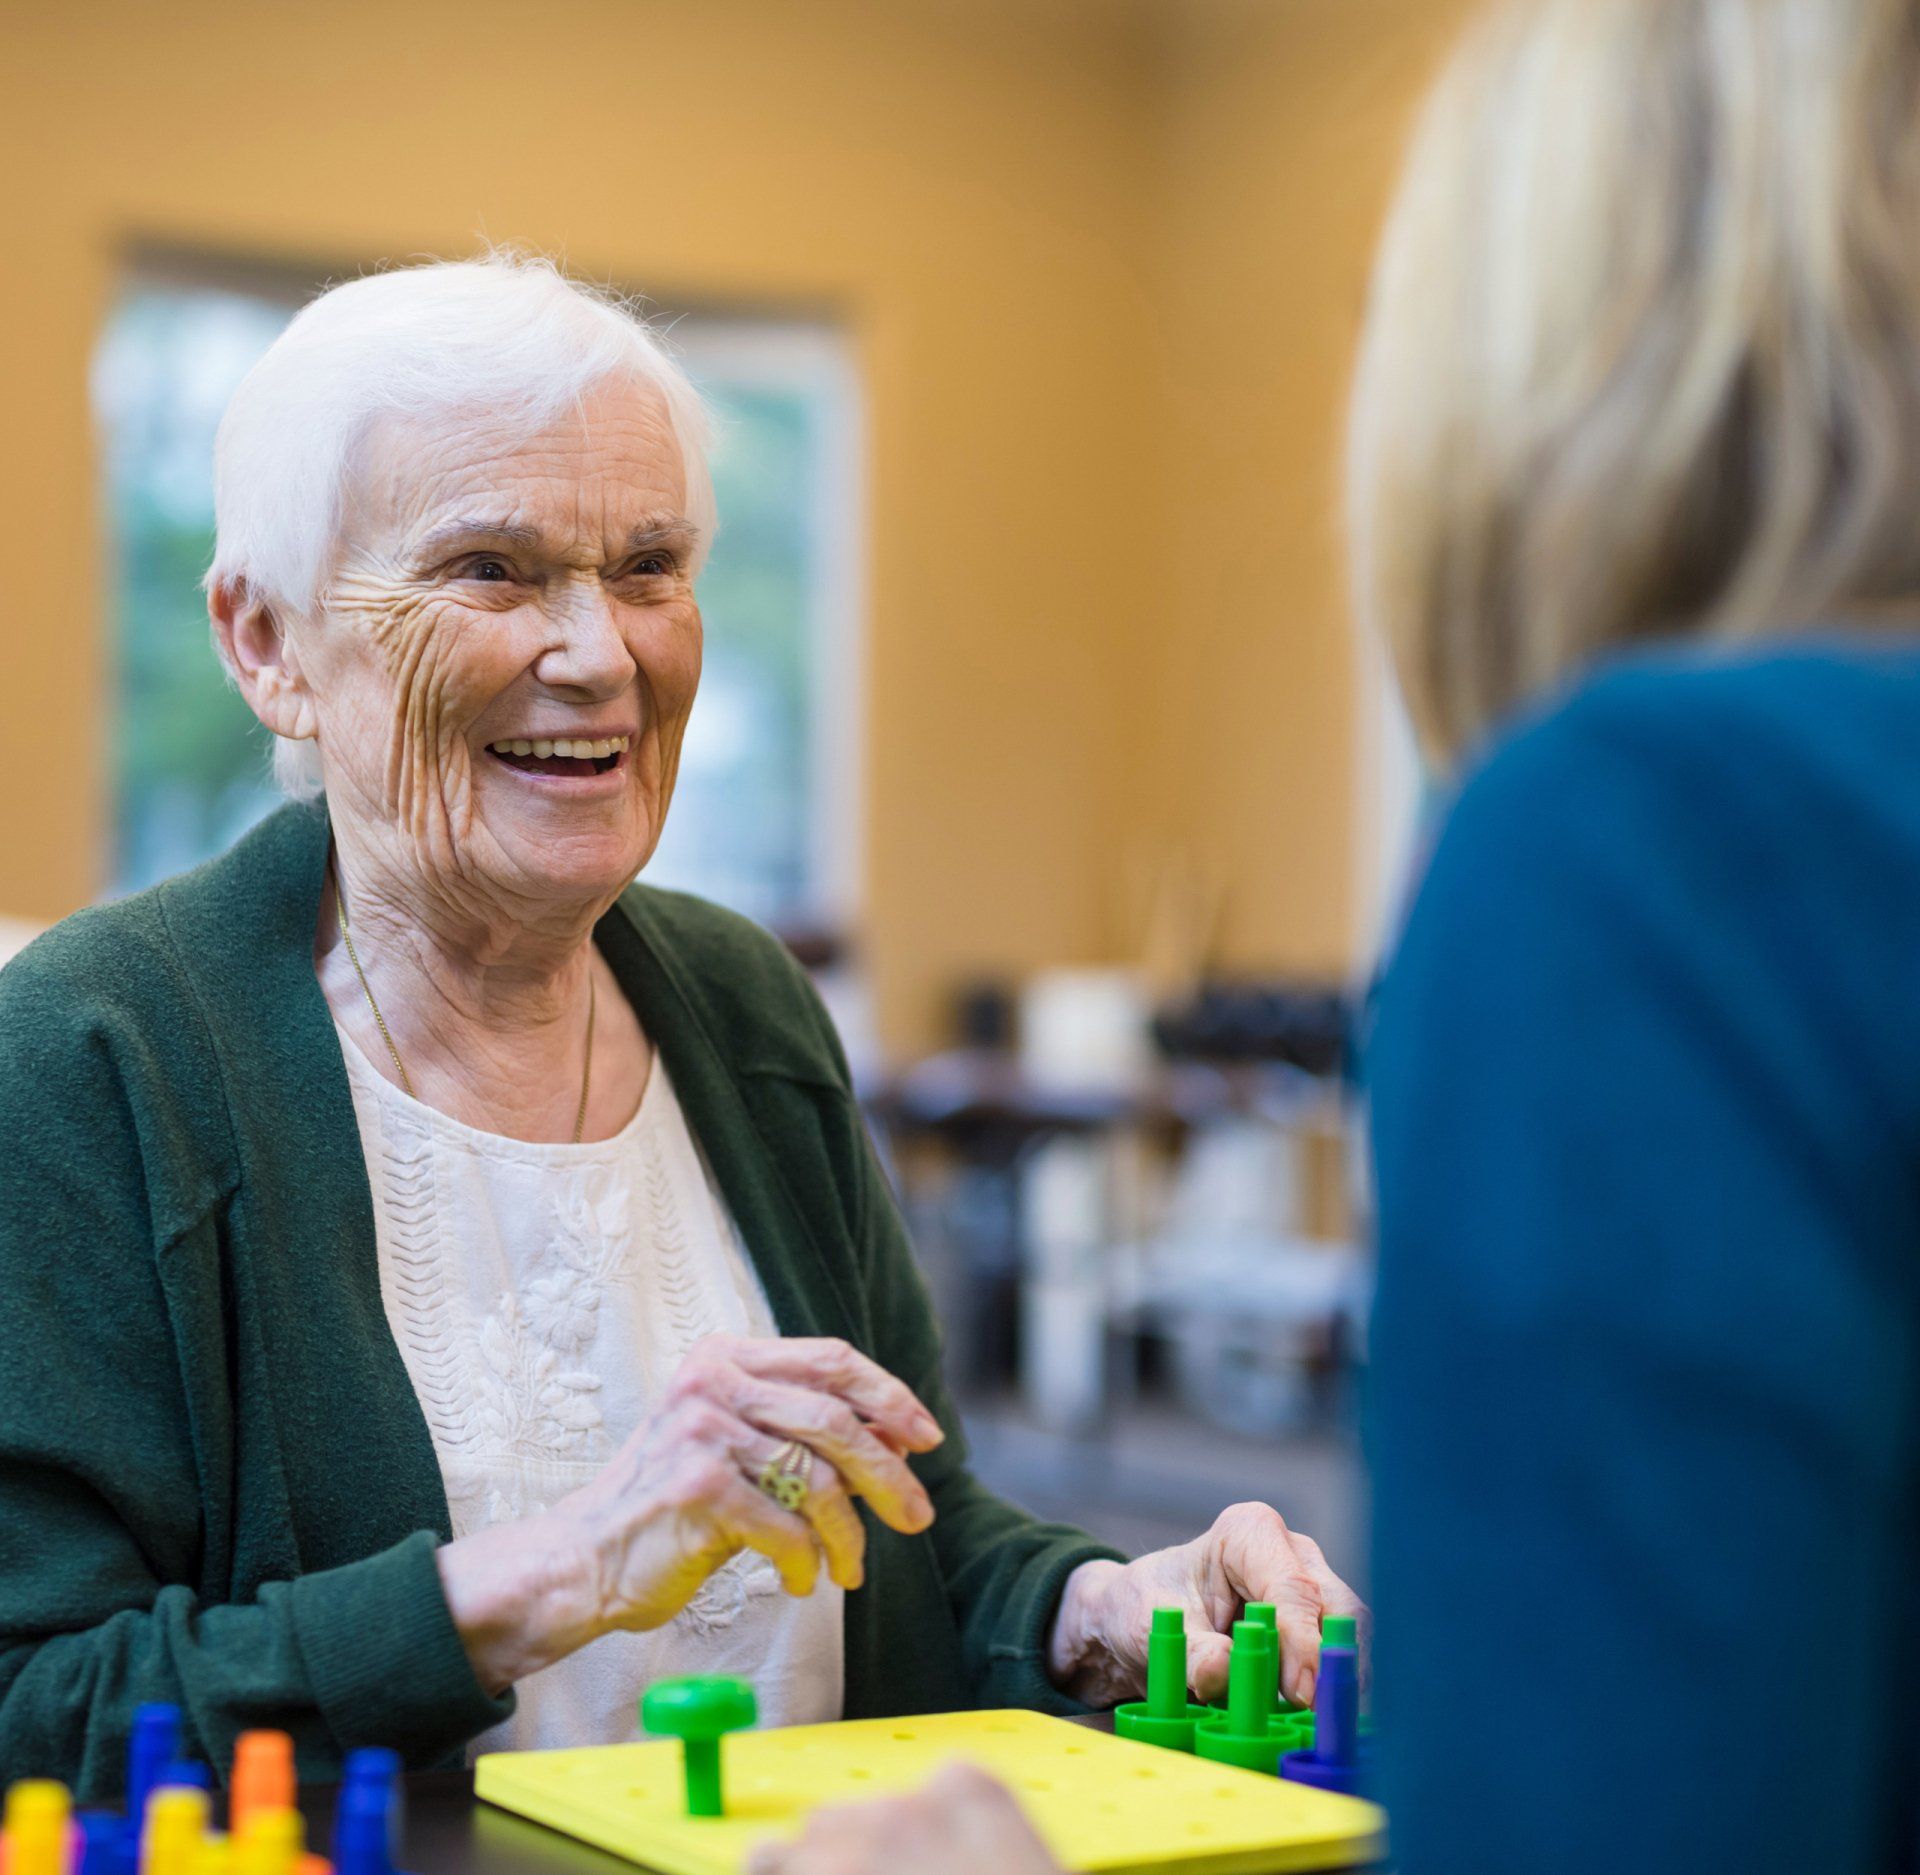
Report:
304,374,702,922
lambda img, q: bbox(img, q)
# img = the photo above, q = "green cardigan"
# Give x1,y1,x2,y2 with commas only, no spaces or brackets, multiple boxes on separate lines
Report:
0,803,1119,1799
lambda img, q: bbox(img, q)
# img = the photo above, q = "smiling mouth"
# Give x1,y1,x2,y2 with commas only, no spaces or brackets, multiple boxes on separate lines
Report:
485,734,631,779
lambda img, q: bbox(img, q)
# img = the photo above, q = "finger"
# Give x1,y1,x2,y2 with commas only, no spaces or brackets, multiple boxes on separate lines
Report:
706,1466,825,1599
773,1799,902,1868
736,1426,871,1591
744,1840,842,1875
930,1766,1057,1870
926,1761,1026,1817
1288,1530,1374,1693
725,1337,945,1453
1213,1503,1365,1707
793,1469,869,1592
1185,1621,1233,1703
735,1375,935,1533
648,1392,857,1592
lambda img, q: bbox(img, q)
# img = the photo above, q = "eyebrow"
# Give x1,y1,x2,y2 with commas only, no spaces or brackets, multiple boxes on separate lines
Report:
409,519,545,565
409,514,701,566
625,516,701,558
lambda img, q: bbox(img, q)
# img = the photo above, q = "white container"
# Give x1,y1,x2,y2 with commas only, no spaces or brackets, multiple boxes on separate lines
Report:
1019,968,1153,1094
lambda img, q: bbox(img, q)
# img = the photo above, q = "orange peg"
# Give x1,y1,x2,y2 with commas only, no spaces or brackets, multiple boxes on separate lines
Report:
229,1736,295,1836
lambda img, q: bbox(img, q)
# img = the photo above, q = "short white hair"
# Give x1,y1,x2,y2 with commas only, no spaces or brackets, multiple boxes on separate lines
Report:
206,250,715,796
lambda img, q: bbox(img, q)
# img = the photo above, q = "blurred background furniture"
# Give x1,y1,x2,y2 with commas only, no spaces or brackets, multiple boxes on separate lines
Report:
870,975,1370,1572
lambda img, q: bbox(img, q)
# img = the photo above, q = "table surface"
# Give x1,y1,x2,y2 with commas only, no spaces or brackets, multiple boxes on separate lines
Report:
317,1714,1381,1875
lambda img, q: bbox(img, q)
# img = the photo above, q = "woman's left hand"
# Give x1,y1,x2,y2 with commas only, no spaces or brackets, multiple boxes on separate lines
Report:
745,1764,1059,1875
1047,1502,1367,1709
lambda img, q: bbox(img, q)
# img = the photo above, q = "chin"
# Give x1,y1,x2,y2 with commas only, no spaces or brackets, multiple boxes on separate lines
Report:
490,815,655,905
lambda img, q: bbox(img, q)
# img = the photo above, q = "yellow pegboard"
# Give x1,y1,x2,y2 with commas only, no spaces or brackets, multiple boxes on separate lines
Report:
475,1708,1385,1875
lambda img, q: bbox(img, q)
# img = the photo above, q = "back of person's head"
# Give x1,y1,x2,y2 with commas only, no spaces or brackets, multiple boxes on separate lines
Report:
1350,0,1920,761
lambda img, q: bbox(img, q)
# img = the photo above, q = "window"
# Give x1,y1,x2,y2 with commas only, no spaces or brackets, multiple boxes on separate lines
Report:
92,262,862,931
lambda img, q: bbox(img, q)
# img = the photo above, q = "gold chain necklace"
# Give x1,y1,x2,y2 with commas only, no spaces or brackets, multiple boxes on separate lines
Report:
333,866,597,1144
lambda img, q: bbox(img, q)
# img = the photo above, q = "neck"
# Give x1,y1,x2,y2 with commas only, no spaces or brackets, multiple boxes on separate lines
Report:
316,825,632,1142
331,848,603,1034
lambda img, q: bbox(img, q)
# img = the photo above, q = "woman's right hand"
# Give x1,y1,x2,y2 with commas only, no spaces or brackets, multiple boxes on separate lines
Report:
435,1334,946,1692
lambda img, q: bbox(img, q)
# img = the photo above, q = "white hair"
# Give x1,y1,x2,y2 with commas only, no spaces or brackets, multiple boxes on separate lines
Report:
205,251,716,796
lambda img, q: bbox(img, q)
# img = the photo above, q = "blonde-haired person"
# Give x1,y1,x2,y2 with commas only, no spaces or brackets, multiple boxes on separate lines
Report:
1362,0,1920,1869
755,0,1920,1870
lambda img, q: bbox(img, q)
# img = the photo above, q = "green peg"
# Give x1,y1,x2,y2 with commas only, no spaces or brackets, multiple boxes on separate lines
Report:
1114,1608,1212,1752
1243,1604,1283,1712
1226,1619,1271,1735
1147,1607,1188,1718
1194,1620,1293,1775
640,1676,757,1817
1215,1602,1304,1715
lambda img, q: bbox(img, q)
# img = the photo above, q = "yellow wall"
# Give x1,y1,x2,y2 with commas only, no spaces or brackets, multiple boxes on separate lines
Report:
0,0,1462,1052
1141,0,1470,974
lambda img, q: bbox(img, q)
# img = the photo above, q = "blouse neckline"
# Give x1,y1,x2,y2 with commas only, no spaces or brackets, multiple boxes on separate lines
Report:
332,1008,661,1163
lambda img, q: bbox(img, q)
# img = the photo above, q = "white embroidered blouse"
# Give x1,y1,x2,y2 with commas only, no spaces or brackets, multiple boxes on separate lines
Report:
335,1022,846,1756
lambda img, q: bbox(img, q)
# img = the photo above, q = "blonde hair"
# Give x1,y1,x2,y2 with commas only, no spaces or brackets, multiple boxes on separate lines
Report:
1349,0,1920,761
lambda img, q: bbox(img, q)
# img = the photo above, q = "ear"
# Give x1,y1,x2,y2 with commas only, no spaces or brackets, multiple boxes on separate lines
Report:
209,576,319,743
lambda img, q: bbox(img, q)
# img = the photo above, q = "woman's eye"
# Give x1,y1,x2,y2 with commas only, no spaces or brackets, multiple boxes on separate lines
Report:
631,554,674,578
472,558,512,583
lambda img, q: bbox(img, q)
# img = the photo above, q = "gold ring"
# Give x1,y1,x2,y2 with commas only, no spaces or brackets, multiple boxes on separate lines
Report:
755,1440,814,1511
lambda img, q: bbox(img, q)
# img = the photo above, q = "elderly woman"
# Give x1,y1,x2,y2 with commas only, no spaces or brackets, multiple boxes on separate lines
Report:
0,255,1360,1799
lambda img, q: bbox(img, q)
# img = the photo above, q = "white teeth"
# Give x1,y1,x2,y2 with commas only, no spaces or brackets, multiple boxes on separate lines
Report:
488,733,629,760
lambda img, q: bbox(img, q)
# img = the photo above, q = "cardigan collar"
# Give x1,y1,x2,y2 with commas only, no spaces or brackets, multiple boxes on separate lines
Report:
162,800,860,1353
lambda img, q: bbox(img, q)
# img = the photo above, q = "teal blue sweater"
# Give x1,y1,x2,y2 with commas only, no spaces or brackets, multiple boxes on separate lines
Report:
0,803,1119,1800
1369,640,1920,1873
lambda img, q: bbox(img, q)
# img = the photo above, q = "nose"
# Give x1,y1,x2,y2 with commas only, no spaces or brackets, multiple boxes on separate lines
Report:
531,577,637,701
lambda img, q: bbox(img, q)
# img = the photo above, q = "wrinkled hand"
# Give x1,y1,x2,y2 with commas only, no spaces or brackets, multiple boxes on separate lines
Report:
438,1334,944,1691
1048,1502,1366,1709
745,1764,1060,1875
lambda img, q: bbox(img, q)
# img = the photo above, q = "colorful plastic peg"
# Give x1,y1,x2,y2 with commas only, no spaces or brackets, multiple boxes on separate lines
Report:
1281,1625,1370,1796
1207,1603,1308,1716
332,1751,404,1875
5,1781,73,1875
142,1789,209,1875
1194,1621,1301,1773
640,1678,757,1818
126,1706,182,1832
230,1734,295,1838
78,1811,131,1875
331,1746,402,1875
232,1811,304,1875
1114,1609,1213,1751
